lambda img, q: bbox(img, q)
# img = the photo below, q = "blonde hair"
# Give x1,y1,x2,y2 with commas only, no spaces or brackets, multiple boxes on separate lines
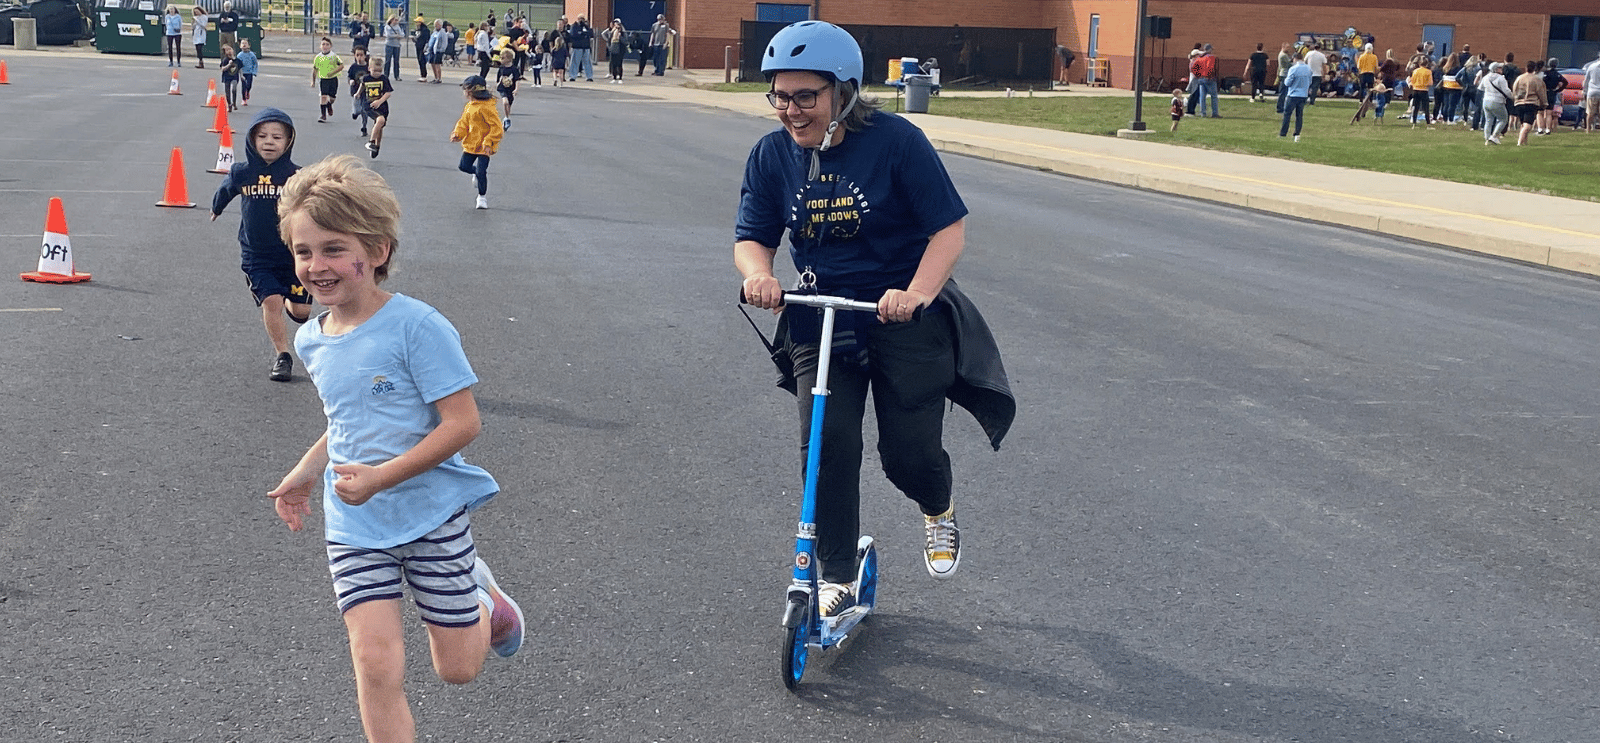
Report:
278,155,401,283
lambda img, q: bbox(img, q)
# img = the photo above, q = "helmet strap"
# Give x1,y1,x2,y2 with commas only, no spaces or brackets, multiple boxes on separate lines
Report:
806,85,858,181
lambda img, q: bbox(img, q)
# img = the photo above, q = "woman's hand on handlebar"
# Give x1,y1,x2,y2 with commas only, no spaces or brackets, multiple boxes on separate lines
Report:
744,274,784,311
878,288,929,324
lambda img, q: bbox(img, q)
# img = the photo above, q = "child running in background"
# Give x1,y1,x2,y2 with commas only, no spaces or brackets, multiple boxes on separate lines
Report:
495,48,519,131
210,108,310,382
451,75,504,210
1169,88,1184,131
266,154,525,743
237,38,258,105
313,36,345,123
219,44,242,111
361,59,394,158
347,45,371,137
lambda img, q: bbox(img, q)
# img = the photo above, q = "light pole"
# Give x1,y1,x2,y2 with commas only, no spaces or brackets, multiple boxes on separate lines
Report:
1128,0,1149,131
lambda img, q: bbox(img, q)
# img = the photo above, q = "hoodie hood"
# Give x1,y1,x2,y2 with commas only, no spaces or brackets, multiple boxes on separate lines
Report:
244,107,297,168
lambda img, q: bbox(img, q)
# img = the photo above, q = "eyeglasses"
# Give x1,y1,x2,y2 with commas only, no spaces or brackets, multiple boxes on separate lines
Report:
767,84,833,110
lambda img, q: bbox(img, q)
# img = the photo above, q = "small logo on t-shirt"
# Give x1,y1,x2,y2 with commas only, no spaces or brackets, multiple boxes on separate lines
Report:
371,376,396,395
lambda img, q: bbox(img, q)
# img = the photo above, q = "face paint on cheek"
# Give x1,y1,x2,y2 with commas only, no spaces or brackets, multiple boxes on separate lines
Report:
353,260,366,277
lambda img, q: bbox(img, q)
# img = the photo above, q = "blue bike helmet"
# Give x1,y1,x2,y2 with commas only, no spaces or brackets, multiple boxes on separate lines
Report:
761,20,863,89
761,21,864,171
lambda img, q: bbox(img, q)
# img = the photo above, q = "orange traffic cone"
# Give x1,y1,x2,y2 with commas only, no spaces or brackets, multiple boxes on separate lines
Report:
207,98,228,133
0,60,11,85
203,78,218,107
155,148,197,208
21,198,91,284
167,69,181,95
208,125,236,174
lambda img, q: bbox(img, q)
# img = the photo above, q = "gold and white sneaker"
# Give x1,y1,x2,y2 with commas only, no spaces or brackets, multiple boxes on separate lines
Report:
816,580,857,617
923,504,961,578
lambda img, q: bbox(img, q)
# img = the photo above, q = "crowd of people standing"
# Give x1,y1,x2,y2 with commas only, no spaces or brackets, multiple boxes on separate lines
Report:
1179,37,1600,146
333,9,676,86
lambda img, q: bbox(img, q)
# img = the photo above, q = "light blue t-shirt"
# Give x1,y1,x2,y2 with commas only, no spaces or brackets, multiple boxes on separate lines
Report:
164,13,182,35
296,293,499,548
1284,61,1313,98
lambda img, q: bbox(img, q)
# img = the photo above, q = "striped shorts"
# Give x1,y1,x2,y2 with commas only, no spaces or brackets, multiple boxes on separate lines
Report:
326,508,482,628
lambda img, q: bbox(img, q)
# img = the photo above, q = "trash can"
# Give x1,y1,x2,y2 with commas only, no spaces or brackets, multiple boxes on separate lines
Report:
12,16,37,49
904,74,932,113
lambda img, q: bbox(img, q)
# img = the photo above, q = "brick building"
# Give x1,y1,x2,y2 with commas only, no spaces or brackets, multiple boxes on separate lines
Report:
558,0,1599,89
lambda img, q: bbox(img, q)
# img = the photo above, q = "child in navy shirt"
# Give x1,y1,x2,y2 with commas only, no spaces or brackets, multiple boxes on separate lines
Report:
210,108,310,381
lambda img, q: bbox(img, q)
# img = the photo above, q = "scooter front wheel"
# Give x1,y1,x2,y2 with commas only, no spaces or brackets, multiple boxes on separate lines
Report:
782,622,809,689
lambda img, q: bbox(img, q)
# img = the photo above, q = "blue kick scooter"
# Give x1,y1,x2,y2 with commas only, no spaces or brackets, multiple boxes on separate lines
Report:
752,290,913,690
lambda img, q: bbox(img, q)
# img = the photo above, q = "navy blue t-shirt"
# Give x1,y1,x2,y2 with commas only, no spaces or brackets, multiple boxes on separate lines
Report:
736,110,967,303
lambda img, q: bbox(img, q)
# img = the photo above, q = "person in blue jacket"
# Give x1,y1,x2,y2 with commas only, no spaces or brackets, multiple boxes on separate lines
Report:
210,108,311,382
737,21,1014,618
1279,51,1312,141
163,5,183,67
237,38,259,105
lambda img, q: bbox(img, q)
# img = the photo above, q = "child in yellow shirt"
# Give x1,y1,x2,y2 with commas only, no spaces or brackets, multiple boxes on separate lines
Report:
451,75,504,210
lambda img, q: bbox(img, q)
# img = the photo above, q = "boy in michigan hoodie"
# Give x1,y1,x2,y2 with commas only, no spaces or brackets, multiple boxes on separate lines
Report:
211,108,310,382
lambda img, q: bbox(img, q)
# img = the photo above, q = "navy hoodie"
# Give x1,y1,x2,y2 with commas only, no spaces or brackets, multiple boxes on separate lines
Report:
212,108,298,272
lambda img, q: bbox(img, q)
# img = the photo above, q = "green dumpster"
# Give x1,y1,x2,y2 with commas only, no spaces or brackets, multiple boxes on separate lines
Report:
93,0,261,56
92,1,165,55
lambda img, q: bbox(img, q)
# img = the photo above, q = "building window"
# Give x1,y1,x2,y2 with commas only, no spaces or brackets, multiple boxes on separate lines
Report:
755,4,810,23
1549,15,1599,68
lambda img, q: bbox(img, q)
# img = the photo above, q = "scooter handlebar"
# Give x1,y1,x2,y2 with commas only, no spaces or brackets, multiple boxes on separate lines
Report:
739,291,923,321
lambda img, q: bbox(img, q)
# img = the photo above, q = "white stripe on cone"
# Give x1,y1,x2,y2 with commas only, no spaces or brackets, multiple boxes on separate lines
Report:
38,230,74,276
211,143,234,173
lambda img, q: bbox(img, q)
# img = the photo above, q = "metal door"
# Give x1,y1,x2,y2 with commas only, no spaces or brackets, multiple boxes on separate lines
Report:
1087,13,1099,83
1421,24,1453,60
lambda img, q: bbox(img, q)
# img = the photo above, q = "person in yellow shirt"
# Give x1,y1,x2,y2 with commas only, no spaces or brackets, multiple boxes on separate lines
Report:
450,75,504,210
1408,58,1434,126
1356,43,1379,96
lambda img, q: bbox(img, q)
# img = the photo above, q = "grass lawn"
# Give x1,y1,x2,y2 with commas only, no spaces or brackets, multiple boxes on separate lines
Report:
919,93,1600,202
702,83,1599,202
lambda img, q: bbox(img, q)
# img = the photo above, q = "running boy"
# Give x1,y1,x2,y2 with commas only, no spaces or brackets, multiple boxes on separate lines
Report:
494,47,519,131
266,154,525,743
237,38,258,105
360,60,394,158
313,36,345,123
347,45,371,137
210,108,310,382
451,75,504,210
